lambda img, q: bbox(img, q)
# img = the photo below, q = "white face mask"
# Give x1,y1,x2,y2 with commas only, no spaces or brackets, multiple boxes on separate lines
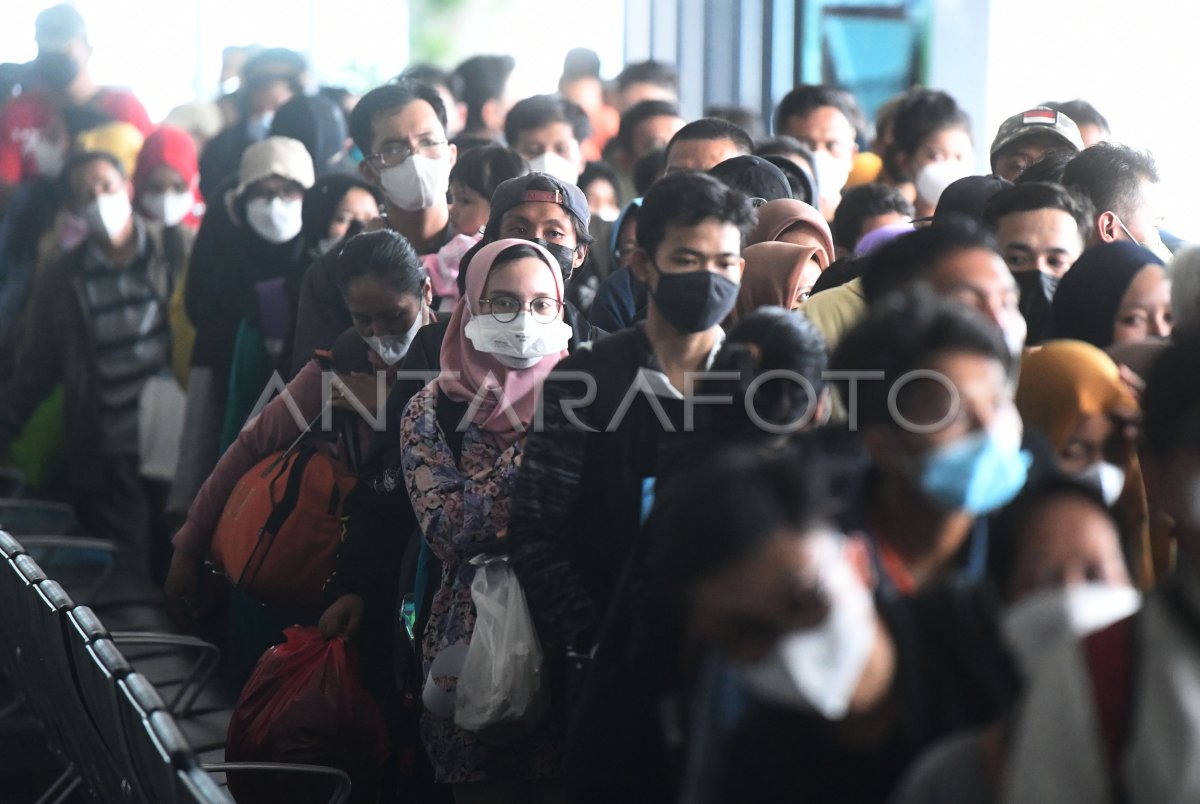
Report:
1114,214,1173,263
378,154,451,211
914,159,972,207
141,190,194,227
30,137,66,177
463,312,572,369
245,197,303,244
84,190,133,242
528,152,580,186
1002,583,1141,675
734,534,877,721
1074,461,1127,507
1003,310,1028,360
812,150,850,201
362,312,424,366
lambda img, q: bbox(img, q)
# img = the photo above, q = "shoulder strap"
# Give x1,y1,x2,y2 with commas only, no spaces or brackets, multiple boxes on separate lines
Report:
1083,614,1136,793
238,446,318,588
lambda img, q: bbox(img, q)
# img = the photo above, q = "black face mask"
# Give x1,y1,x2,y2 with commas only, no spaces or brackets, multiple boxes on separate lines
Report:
35,52,79,91
1013,270,1060,345
531,238,578,282
648,264,740,333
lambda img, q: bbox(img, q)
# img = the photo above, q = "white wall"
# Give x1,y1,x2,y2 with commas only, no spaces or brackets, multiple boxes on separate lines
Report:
930,0,1200,239
2,0,625,124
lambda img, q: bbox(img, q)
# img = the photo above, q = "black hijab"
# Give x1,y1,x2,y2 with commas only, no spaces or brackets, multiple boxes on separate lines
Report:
1049,240,1164,349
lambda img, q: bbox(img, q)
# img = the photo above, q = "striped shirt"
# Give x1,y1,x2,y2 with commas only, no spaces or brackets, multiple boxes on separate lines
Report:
81,223,170,455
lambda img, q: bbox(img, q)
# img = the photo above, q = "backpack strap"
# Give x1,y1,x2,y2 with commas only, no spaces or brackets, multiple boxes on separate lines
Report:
1083,614,1136,796
239,447,317,589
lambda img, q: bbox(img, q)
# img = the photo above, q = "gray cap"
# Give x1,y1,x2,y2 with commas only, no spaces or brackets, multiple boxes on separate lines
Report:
991,107,1085,158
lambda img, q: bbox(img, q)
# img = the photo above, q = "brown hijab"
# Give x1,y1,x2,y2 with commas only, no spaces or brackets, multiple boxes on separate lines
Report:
749,199,835,269
732,242,824,322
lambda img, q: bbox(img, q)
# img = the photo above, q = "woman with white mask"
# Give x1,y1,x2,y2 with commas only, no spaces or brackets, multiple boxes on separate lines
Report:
565,448,905,803
133,125,202,231
166,229,431,632
1003,334,1200,804
887,89,975,219
168,136,314,521
1016,340,1155,585
893,478,1139,804
377,238,568,802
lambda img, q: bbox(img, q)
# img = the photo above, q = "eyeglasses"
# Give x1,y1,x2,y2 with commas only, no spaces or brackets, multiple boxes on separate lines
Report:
365,137,448,169
478,295,563,324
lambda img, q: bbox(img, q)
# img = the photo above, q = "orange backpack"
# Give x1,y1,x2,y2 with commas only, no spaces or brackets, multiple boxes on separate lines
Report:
210,444,357,616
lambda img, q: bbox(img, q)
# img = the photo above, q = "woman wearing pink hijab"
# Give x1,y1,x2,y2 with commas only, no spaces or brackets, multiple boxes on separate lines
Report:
399,238,571,799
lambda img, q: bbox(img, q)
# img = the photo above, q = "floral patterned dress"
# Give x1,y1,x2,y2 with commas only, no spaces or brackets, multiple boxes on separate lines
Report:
400,384,560,784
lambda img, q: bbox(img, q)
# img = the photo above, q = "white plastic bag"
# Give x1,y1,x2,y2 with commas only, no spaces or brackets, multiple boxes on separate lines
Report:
138,373,187,481
454,555,548,743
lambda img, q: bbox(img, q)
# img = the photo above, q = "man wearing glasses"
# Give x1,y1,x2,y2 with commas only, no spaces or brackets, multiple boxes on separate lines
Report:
350,80,457,256
291,80,457,372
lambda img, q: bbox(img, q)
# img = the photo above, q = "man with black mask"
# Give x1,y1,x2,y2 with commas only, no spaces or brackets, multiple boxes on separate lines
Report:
982,182,1091,344
506,171,754,706
0,4,151,209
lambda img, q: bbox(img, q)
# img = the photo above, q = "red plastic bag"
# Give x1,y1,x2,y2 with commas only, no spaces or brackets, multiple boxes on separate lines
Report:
225,626,389,803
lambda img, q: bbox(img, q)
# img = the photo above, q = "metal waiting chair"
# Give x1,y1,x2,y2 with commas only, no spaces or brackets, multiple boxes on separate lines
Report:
123,703,352,804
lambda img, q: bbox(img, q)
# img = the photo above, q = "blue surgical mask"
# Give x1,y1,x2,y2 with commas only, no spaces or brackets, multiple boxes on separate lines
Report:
918,424,1030,515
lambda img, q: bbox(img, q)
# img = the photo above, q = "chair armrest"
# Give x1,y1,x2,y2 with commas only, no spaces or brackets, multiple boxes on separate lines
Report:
20,536,119,602
202,763,352,804
110,632,221,715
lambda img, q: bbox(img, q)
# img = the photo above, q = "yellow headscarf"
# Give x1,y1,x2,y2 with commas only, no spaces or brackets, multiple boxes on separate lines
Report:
75,122,145,179
1016,338,1160,587
1016,339,1137,453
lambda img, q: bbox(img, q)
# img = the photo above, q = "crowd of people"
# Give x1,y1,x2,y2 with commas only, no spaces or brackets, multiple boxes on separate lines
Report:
2,3,1200,803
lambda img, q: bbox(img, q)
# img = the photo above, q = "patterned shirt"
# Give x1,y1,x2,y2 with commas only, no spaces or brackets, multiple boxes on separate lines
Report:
81,222,170,454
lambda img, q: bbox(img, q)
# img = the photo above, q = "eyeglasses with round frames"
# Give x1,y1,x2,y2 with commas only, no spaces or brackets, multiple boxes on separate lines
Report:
478,295,563,324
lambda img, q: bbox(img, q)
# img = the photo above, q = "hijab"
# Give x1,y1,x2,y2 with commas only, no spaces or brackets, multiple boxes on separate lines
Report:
434,238,569,447
76,121,145,178
748,198,835,269
1015,339,1137,453
1049,241,1164,349
733,242,823,322
133,125,202,225
1016,337,1155,588
269,93,348,174
300,174,382,256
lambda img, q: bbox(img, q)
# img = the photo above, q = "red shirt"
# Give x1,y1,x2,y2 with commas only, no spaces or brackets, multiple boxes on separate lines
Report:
0,87,153,184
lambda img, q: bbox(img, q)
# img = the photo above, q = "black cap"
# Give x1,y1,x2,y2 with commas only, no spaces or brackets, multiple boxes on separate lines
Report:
709,155,793,205
486,172,591,238
932,175,1013,223
758,154,817,206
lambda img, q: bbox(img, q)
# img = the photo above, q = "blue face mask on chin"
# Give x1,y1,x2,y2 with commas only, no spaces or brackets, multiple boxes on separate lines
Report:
918,427,1031,515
